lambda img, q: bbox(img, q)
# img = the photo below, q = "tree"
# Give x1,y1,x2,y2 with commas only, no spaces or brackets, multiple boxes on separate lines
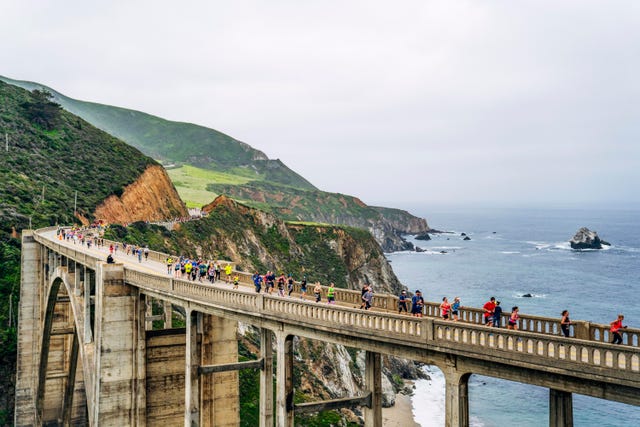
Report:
20,89,62,130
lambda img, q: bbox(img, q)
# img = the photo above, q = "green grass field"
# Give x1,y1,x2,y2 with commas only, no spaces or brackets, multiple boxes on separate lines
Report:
167,165,255,208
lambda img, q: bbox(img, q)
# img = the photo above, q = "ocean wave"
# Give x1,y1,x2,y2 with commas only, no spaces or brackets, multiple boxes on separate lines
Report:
500,251,521,254
412,366,485,427
412,366,445,426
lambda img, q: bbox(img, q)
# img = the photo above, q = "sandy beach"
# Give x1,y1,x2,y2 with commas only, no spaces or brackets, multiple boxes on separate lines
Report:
381,392,420,427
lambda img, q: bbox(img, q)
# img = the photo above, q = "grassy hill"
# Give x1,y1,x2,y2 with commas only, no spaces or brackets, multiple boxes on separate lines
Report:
0,75,429,249
0,80,161,424
0,75,316,191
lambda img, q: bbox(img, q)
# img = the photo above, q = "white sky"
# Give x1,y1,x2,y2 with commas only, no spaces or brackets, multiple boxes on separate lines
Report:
2,1,639,209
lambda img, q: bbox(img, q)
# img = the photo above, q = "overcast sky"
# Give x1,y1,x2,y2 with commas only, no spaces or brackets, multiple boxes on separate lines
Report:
3,1,639,210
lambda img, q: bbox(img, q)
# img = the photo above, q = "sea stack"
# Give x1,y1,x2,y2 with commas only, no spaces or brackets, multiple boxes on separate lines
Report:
569,227,611,250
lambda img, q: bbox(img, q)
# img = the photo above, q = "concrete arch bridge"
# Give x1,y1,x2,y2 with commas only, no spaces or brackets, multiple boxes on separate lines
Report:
14,227,640,426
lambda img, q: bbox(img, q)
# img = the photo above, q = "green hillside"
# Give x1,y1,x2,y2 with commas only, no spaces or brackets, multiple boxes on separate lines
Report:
0,80,160,423
0,76,429,249
0,75,316,191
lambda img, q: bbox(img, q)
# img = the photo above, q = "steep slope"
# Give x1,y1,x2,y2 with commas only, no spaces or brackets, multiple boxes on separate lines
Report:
0,75,316,190
1,75,431,251
106,195,402,293
0,81,187,423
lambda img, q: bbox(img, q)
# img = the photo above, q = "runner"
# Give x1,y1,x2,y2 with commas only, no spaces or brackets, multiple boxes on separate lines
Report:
560,310,572,337
362,287,374,310
299,276,307,299
287,275,295,297
451,297,461,321
610,314,627,344
411,290,424,317
233,274,239,289
398,290,409,314
327,283,336,304
440,297,451,320
166,257,173,274
252,272,263,293
224,264,233,282
313,282,322,303
483,297,496,326
493,301,503,327
277,274,286,297
508,306,519,330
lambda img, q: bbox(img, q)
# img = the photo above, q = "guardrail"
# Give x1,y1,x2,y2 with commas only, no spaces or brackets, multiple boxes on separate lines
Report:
36,228,640,351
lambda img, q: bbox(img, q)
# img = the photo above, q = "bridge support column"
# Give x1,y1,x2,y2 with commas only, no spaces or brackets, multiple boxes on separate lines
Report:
275,332,294,427
185,310,200,427
164,301,172,328
260,328,274,427
200,314,239,426
364,351,382,427
92,262,146,426
444,370,469,427
14,232,43,426
549,389,573,427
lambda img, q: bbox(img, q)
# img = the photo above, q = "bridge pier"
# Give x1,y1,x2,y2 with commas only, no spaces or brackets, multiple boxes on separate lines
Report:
444,370,470,427
275,332,294,427
15,232,43,426
260,328,274,427
91,262,147,425
185,310,200,426
364,351,383,427
549,389,573,427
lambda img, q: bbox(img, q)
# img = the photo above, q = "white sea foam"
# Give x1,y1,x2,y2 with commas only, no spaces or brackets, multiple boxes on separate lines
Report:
500,251,520,254
411,366,445,427
411,366,484,427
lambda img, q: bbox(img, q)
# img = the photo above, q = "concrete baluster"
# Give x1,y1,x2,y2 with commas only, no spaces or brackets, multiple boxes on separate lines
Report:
549,389,573,427
364,351,382,427
260,328,274,427
275,332,294,427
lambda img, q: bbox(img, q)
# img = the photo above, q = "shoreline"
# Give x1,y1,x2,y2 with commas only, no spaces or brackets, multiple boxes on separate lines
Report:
381,389,420,427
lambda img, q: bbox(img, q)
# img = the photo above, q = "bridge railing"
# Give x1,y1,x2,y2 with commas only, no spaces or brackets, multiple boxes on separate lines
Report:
36,228,640,349
431,320,640,380
120,270,640,380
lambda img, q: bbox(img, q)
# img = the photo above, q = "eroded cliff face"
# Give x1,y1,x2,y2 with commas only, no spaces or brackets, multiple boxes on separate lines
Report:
94,165,188,224
200,196,402,293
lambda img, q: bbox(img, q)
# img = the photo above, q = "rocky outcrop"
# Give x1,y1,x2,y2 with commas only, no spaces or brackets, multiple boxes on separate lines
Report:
415,232,431,241
94,165,188,224
569,227,611,250
199,195,403,293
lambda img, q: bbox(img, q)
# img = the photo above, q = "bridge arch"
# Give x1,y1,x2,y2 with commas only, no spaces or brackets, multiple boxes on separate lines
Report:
36,270,89,425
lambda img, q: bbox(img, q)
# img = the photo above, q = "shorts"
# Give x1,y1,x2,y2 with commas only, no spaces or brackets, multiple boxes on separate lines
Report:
442,313,449,319
451,310,458,316
399,303,408,312
328,296,335,302
484,316,492,324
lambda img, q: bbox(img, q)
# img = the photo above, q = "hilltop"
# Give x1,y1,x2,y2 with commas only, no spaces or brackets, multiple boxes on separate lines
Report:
1,76,430,251
0,75,315,190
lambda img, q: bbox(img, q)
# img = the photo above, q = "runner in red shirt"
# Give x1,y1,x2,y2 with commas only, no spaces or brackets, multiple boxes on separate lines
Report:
440,297,451,320
610,314,627,345
483,297,496,327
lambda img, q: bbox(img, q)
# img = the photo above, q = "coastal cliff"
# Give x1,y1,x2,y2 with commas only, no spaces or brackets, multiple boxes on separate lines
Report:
94,165,188,224
207,183,430,252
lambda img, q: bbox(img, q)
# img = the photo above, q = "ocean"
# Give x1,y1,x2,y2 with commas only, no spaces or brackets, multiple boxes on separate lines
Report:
386,206,640,427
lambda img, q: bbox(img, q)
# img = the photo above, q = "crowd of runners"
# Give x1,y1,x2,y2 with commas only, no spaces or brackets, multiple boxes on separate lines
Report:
58,227,631,345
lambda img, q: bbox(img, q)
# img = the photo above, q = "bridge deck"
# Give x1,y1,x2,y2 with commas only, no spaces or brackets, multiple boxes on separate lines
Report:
36,228,640,407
